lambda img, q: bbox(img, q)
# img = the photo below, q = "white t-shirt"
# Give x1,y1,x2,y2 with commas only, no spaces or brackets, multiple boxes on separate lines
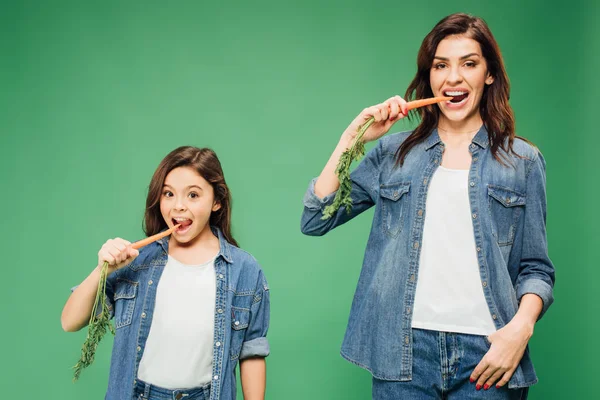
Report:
137,255,217,389
411,166,496,335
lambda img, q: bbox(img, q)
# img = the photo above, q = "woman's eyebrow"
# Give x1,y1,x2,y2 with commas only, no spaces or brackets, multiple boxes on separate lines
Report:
433,53,481,61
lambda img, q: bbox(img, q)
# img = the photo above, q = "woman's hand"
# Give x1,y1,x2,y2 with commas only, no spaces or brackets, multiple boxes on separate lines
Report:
341,96,409,143
470,319,533,390
470,294,543,390
97,238,139,274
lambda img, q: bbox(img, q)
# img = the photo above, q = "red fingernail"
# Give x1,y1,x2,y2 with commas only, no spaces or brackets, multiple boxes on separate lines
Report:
484,384,490,390
469,378,474,383
496,385,500,389
476,384,481,390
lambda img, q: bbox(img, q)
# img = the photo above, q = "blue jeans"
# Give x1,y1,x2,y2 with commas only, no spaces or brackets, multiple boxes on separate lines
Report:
372,329,528,399
134,379,211,400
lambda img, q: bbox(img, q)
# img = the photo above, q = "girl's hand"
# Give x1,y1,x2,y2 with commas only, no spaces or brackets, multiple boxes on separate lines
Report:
97,238,139,274
342,96,409,144
470,319,534,390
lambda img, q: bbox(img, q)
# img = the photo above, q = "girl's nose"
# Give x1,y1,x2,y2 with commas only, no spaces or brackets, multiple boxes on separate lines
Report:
174,201,187,212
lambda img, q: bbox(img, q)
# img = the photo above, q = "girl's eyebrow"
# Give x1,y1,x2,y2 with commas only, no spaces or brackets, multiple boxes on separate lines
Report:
162,184,203,191
433,53,481,61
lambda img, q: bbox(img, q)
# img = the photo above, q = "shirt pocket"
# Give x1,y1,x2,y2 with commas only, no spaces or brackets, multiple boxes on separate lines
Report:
230,306,251,361
113,279,138,329
379,182,411,238
487,185,526,246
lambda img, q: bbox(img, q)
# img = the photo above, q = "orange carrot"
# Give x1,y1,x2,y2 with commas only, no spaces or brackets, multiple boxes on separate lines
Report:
407,96,453,110
131,224,181,250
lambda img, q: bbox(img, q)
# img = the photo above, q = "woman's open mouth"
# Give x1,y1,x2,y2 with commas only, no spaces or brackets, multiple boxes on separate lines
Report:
443,90,469,106
172,217,192,234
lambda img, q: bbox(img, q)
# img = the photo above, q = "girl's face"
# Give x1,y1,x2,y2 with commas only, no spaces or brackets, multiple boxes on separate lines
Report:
160,166,221,245
429,35,494,128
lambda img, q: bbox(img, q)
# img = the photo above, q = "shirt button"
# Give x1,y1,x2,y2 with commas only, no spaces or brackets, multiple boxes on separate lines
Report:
410,274,415,282
219,274,224,279
217,309,223,314
137,346,141,352
148,280,153,285
418,210,423,217
434,159,439,164
405,336,410,344
423,178,428,185
470,181,475,187
492,314,498,320
393,190,399,198
482,281,488,287
413,242,420,249
473,157,478,161
216,342,221,347
506,197,511,204
476,247,481,252
234,321,240,326
133,380,137,385
176,394,183,400
470,144,476,149
214,375,219,380
472,213,477,219
141,312,146,318
406,307,411,313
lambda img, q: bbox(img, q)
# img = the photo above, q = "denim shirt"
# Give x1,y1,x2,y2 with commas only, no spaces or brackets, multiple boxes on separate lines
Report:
301,127,555,389
97,227,270,399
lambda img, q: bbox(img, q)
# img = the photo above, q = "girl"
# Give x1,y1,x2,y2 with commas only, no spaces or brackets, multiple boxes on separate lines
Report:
301,13,554,399
62,146,270,400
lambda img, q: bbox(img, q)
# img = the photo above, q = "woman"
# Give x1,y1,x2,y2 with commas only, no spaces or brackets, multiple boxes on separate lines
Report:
301,13,554,399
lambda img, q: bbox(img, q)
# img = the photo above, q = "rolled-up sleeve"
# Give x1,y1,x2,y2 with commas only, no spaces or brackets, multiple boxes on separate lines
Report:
69,269,116,320
239,272,270,360
300,139,382,236
516,151,555,319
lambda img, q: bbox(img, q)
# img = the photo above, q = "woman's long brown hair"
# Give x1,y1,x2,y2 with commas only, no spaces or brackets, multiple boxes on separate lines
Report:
143,146,238,247
397,13,518,166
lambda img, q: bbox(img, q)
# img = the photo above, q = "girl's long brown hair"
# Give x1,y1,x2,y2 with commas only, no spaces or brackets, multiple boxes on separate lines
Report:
397,13,518,166
143,146,238,247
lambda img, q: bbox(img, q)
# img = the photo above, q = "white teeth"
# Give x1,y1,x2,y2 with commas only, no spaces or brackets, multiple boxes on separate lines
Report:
445,91,467,96
174,217,190,221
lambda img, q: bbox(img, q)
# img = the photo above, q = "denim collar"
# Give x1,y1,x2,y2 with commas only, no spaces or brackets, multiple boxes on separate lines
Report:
424,125,489,150
155,226,234,263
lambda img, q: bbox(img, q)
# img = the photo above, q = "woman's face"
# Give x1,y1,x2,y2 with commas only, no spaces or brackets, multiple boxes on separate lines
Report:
429,35,494,128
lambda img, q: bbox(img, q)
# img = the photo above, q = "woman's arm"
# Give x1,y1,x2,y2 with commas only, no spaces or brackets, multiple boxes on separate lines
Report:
314,96,409,198
470,294,543,390
301,97,409,236
240,358,266,400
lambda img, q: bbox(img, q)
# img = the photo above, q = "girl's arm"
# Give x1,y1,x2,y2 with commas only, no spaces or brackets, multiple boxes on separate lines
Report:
61,266,104,332
61,238,138,332
240,358,266,400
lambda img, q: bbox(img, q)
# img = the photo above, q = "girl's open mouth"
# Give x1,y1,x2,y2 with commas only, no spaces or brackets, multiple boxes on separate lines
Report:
172,218,192,234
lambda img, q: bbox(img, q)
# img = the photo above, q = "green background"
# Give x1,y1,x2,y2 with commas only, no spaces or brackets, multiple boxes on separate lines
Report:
1,0,596,398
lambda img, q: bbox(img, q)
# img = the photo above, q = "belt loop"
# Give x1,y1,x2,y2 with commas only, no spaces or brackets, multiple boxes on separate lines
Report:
144,382,151,398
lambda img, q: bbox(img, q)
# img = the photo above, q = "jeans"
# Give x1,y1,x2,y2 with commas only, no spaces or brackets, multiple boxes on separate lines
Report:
133,379,211,400
372,329,528,399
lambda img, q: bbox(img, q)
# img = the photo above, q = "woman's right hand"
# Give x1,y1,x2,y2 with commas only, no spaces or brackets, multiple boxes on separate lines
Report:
97,238,139,274
342,96,409,144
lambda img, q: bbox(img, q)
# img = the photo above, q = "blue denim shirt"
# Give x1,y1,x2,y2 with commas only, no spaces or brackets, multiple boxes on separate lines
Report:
301,127,555,389
97,227,270,399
